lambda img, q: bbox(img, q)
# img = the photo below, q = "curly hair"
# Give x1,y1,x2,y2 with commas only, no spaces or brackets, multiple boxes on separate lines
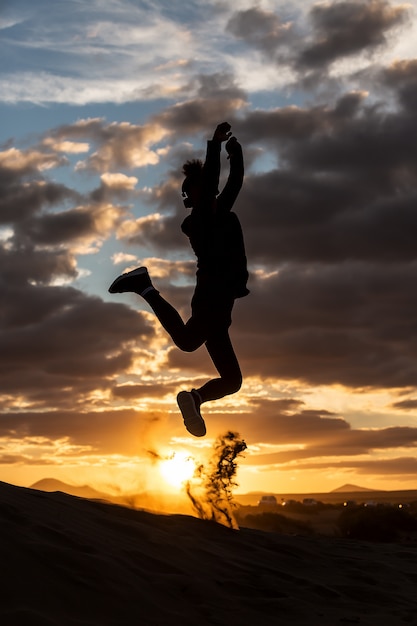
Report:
182,159,203,179
182,159,203,194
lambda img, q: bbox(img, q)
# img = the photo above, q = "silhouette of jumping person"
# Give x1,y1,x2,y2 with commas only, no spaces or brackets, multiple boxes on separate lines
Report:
109,122,249,437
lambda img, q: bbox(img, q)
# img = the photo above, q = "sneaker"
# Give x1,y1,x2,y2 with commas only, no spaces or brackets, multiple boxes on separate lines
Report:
177,390,206,437
108,266,152,294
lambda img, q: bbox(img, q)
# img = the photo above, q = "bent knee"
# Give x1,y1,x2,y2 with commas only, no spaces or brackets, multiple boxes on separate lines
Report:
228,374,242,395
175,338,201,353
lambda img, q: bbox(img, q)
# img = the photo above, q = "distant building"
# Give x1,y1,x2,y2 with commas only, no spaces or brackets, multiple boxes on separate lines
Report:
257,495,278,507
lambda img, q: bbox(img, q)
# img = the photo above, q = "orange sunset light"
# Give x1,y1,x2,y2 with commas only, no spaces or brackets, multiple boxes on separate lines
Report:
159,451,197,490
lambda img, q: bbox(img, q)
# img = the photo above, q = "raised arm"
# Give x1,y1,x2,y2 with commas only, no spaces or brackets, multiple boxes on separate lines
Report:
216,136,244,213
199,122,232,206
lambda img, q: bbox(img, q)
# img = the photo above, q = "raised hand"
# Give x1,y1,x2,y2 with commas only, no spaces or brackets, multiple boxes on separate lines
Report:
213,122,232,142
226,136,240,158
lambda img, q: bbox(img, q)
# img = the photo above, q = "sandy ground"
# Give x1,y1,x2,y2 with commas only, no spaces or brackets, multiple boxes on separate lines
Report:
1,481,417,626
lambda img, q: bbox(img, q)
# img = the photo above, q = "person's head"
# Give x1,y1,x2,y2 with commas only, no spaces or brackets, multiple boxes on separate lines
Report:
181,159,203,208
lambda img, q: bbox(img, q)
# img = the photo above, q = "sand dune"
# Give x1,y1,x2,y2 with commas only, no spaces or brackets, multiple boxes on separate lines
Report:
1,481,416,626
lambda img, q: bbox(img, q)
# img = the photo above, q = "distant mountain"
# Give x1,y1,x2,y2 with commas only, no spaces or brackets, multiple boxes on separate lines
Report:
331,483,378,493
29,478,194,514
30,478,112,501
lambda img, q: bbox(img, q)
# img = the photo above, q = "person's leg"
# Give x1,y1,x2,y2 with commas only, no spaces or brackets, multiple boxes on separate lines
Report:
109,266,206,352
195,330,242,403
144,289,206,352
143,288,209,437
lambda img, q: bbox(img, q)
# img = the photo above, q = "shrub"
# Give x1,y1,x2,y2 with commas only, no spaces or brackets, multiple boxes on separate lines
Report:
337,505,417,542
236,511,312,535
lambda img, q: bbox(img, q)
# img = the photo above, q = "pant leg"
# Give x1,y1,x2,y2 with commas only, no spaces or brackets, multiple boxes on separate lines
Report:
196,330,242,402
144,287,242,401
144,290,207,352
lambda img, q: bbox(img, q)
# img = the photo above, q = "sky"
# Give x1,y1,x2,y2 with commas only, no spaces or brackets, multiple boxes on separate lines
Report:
2,0,417,500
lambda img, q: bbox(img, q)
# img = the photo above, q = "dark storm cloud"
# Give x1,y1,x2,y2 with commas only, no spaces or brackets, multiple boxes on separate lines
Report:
0,408,165,456
226,6,295,64
231,262,417,388
139,77,417,266
297,0,409,70
391,399,417,411
130,396,416,474
119,212,187,253
382,58,417,111
1,395,415,466
0,244,77,286
227,6,292,55
0,284,154,410
0,136,157,413
288,456,417,478
0,150,77,225
13,201,126,247
0,178,75,226
1,0,416,457
111,382,178,400
153,72,247,134
237,86,416,185
226,1,409,74
339,456,417,475
168,261,417,389
135,56,417,390
0,140,129,252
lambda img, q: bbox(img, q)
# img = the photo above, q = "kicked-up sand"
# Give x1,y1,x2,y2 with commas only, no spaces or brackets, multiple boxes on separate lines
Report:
1,481,416,625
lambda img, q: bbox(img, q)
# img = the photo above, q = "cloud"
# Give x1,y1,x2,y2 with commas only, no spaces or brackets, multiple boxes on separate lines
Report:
225,0,411,95
1,395,415,469
227,7,294,59
297,0,410,70
0,147,67,173
0,283,154,409
382,58,417,110
152,72,248,134
0,409,165,456
1,0,413,107
290,456,417,478
2,0,417,489
391,398,417,410
229,263,417,388
13,202,125,249
111,382,178,400
109,62,417,391
0,0,200,104
100,173,138,190
0,130,156,415
42,138,90,154
45,118,170,173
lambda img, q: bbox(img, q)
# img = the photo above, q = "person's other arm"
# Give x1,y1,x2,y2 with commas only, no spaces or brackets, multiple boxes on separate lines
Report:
200,123,232,208
216,137,244,213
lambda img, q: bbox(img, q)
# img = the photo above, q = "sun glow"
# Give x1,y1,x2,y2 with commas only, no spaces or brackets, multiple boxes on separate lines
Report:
160,451,196,489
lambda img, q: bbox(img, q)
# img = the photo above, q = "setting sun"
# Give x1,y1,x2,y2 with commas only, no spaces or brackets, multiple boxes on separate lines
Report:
160,452,196,489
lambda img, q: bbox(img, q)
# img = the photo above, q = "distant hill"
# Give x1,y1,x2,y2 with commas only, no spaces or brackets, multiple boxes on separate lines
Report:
30,478,112,501
29,478,195,515
331,483,378,493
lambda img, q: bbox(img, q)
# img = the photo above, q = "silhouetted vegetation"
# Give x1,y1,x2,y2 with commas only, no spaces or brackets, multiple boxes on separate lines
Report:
232,499,417,542
338,505,417,542
236,511,313,535
186,431,247,528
